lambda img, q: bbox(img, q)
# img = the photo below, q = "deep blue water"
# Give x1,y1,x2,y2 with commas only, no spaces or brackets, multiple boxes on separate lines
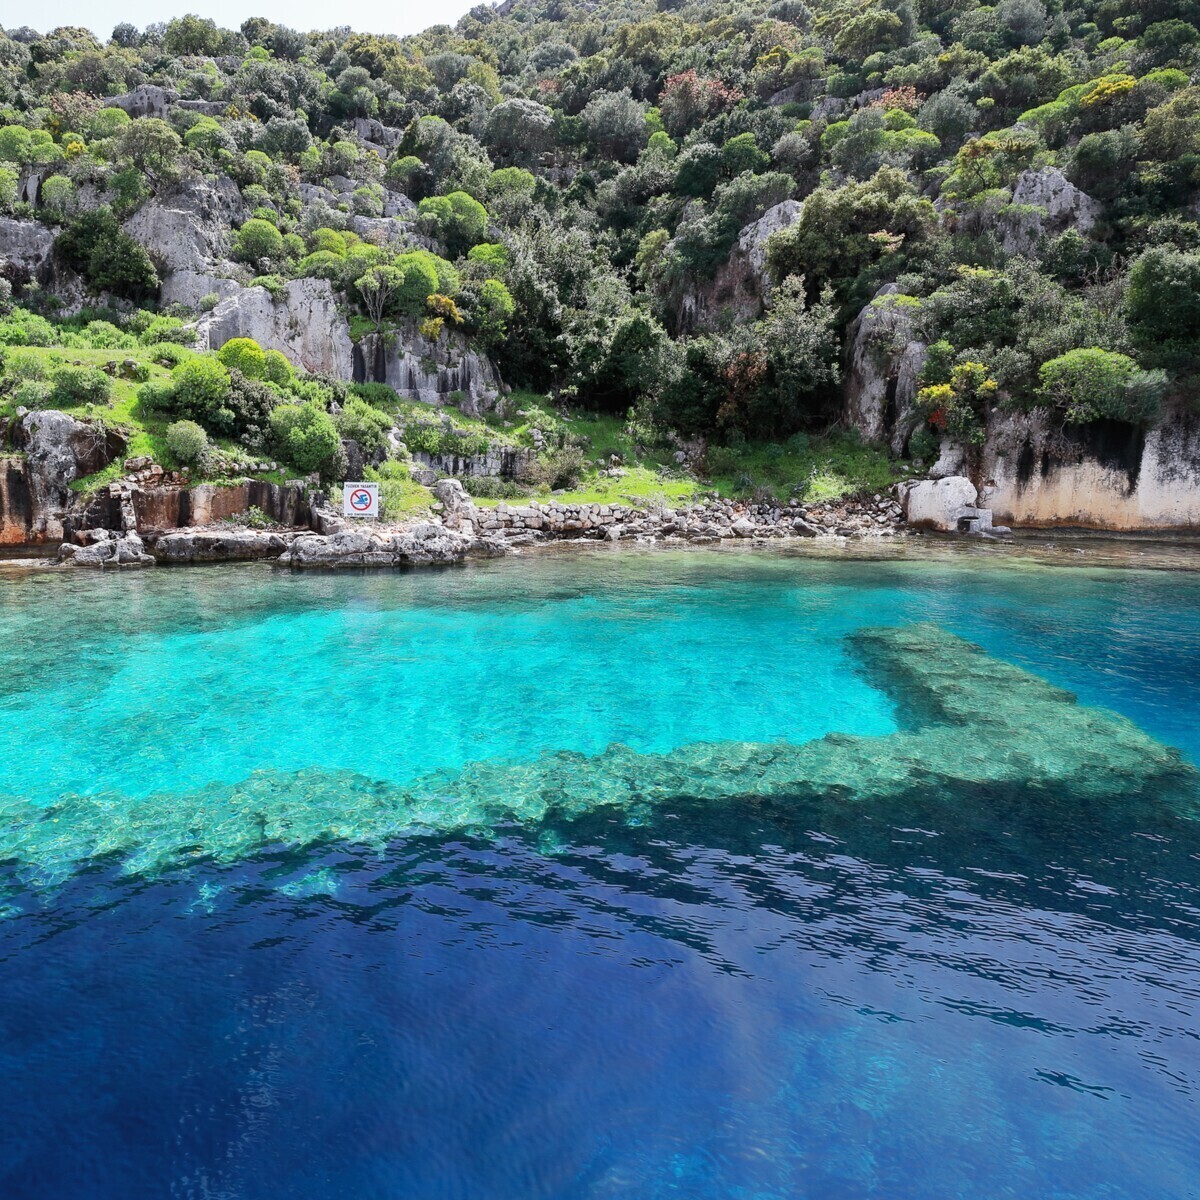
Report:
1,547,1199,1199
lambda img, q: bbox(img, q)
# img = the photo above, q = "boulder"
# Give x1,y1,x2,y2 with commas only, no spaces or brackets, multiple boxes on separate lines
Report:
1000,167,1102,256
149,529,294,562
279,523,479,567
194,278,355,377
844,286,927,452
897,476,978,531
59,530,154,567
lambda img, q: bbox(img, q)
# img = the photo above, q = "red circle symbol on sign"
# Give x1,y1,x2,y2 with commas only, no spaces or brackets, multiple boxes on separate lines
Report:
350,488,373,511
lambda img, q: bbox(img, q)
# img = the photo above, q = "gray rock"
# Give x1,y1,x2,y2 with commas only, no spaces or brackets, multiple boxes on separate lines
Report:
1000,167,1102,256
844,286,927,452
59,531,153,567
194,278,354,377
109,84,176,118
0,217,56,285
897,476,978,531
149,529,293,563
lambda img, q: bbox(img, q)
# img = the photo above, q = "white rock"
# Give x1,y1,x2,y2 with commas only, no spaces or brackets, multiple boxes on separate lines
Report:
897,476,978,531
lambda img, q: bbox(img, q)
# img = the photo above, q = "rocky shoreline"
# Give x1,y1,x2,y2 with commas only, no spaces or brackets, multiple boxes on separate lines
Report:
43,480,925,570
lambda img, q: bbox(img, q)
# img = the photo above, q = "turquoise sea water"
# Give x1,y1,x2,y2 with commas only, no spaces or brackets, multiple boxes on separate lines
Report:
1,546,1199,1198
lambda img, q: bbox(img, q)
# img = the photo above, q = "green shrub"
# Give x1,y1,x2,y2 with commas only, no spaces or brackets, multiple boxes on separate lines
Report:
217,337,267,379
262,349,293,385
165,419,210,467
335,396,393,454
269,401,343,478
402,422,443,454
138,380,175,411
12,379,52,408
1037,349,1167,425
0,308,56,346
232,217,285,268
139,315,195,345
167,357,233,429
4,348,48,381
50,365,113,406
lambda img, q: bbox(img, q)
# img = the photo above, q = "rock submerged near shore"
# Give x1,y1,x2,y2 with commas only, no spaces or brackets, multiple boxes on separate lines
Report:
51,476,1005,569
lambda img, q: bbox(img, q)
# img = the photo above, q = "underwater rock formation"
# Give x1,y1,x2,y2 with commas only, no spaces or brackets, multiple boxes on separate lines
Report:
0,625,1193,889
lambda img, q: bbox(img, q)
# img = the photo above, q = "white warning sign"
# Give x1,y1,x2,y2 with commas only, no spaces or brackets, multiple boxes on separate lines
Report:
343,482,379,518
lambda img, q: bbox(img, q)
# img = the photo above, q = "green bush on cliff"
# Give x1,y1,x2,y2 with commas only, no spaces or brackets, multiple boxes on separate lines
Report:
50,365,112,407
165,419,211,468
1038,349,1167,425
269,401,343,479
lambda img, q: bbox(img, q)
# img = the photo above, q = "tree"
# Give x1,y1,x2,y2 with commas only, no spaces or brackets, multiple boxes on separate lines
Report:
1126,246,1200,368
486,98,555,163
118,118,182,186
355,265,405,329
580,89,648,162
163,14,223,56
417,191,488,257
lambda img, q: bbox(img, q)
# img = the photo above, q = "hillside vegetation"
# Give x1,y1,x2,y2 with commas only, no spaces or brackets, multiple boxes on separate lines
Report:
1,0,1198,504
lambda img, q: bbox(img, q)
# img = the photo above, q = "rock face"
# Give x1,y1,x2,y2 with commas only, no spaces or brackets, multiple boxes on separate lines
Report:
354,325,499,412
898,476,978,531
195,279,355,377
411,445,537,482
980,404,1200,531
3,411,126,544
0,217,56,286
1000,167,1102,256
843,287,927,453
124,179,246,308
131,480,311,531
674,200,803,334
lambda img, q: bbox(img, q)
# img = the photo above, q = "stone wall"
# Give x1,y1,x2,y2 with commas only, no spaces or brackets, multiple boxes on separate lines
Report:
133,480,311,531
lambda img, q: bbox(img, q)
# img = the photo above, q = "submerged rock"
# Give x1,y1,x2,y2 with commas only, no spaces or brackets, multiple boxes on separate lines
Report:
1,625,1192,888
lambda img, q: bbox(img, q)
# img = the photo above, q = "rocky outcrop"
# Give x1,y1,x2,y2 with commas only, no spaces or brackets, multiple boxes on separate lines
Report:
194,279,355,377
411,444,537,482
124,179,246,307
843,287,927,452
675,200,803,333
278,523,483,567
1000,167,1102,256
148,528,297,563
0,217,56,287
3,411,127,544
354,325,499,412
132,480,311,531
980,404,1200,531
58,530,154,567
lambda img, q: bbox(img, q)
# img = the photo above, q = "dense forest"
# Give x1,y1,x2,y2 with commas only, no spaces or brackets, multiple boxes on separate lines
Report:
1,0,1199,479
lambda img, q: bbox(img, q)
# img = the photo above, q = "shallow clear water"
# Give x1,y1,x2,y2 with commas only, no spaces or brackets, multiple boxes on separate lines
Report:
1,548,1199,1199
